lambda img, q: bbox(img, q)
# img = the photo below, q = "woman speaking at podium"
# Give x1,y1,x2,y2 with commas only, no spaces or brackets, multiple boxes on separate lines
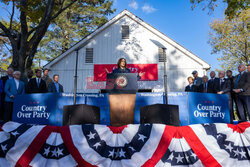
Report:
105,58,144,126
105,58,145,79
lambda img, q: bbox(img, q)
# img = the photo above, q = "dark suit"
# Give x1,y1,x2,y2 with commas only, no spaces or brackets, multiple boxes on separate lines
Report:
48,82,64,93
185,84,198,92
0,79,3,119
200,82,209,93
217,78,233,122
26,78,47,94
0,75,13,120
227,76,236,120
217,78,231,93
22,77,33,94
233,72,250,120
193,77,202,87
112,68,141,80
208,78,220,93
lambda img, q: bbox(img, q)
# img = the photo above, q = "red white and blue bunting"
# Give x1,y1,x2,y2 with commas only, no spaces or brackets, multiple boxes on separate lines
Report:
0,122,249,167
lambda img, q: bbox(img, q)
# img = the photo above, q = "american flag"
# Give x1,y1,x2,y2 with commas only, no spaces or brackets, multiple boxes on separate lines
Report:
0,122,249,166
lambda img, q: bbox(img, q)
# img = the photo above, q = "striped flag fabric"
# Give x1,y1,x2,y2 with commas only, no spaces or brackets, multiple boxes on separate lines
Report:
0,122,249,166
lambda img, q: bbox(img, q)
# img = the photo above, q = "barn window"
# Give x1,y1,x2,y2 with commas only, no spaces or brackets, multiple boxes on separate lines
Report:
85,48,93,63
158,47,166,62
122,25,129,39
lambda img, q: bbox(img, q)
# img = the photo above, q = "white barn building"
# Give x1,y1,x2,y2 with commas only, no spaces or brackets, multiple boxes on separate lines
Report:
44,10,210,93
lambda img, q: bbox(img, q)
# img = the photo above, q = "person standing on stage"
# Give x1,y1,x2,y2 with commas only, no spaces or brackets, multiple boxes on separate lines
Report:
106,58,145,79
4,71,25,121
208,71,220,93
48,74,64,93
0,67,14,120
247,64,250,72
26,69,47,93
191,70,202,91
0,79,3,120
185,77,198,92
233,64,250,121
217,71,233,122
226,70,236,120
200,75,209,93
42,68,53,88
22,69,34,93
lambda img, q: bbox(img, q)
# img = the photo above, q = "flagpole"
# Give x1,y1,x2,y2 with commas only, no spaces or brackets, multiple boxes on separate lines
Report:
73,49,79,105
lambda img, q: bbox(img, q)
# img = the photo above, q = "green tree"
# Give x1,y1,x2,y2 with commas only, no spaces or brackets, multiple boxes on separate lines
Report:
208,9,249,70
0,0,114,75
36,0,114,62
190,0,249,19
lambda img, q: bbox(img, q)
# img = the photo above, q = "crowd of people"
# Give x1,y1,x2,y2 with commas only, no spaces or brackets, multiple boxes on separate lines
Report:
0,63,249,124
0,68,64,122
185,64,250,123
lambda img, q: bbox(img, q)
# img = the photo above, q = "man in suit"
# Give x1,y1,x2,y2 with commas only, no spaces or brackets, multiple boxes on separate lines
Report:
26,69,47,93
226,70,236,120
42,68,53,88
217,71,233,122
207,71,220,93
0,67,14,120
200,76,209,93
48,74,64,93
192,71,202,92
233,64,250,121
22,69,34,93
185,76,198,92
4,71,25,121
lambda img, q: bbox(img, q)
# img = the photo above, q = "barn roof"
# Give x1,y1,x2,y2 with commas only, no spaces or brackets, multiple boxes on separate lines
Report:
44,9,210,70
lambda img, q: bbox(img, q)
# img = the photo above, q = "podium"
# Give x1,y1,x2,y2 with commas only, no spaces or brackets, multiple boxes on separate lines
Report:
106,73,137,126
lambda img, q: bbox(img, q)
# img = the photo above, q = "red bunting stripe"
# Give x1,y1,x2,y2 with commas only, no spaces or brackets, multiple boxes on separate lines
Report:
181,126,221,167
60,126,96,167
227,122,250,133
15,126,58,167
142,126,177,167
107,125,127,134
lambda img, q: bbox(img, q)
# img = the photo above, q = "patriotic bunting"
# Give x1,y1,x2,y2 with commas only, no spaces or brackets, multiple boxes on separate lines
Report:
0,122,249,167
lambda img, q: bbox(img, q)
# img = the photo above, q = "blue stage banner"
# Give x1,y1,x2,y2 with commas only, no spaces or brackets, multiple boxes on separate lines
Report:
85,93,110,125
188,92,230,124
13,93,62,126
166,92,189,126
135,93,164,124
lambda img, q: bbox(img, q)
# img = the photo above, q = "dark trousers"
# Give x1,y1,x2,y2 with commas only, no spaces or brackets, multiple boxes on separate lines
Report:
0,94,5,120
227,93,233,123
235,95,250,121
4,101,13,122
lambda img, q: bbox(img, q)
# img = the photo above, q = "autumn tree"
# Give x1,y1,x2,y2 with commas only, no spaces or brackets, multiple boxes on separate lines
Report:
190,0,248,19
0,0,114,74
36,0,114,64
208,9,249,70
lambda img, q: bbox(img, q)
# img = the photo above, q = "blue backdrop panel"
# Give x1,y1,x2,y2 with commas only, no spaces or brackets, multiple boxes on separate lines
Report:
84,93,110,125
12,92,230,126
166,92,189,126
13,93,61,126
135,93,164,124
188,92,230,124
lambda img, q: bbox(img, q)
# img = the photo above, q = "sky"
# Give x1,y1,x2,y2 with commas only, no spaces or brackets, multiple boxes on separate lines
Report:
110,0,227,71
0,0,227,71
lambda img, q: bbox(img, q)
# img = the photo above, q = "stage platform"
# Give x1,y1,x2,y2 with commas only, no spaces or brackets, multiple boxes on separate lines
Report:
0,122,249,166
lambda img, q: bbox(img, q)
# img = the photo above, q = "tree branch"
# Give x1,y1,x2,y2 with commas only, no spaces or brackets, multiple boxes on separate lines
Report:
50,0,77,21
9,1,15,30
0,21,16,41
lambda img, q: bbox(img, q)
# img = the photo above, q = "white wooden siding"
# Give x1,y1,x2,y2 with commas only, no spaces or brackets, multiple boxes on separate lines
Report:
48,13,208,93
